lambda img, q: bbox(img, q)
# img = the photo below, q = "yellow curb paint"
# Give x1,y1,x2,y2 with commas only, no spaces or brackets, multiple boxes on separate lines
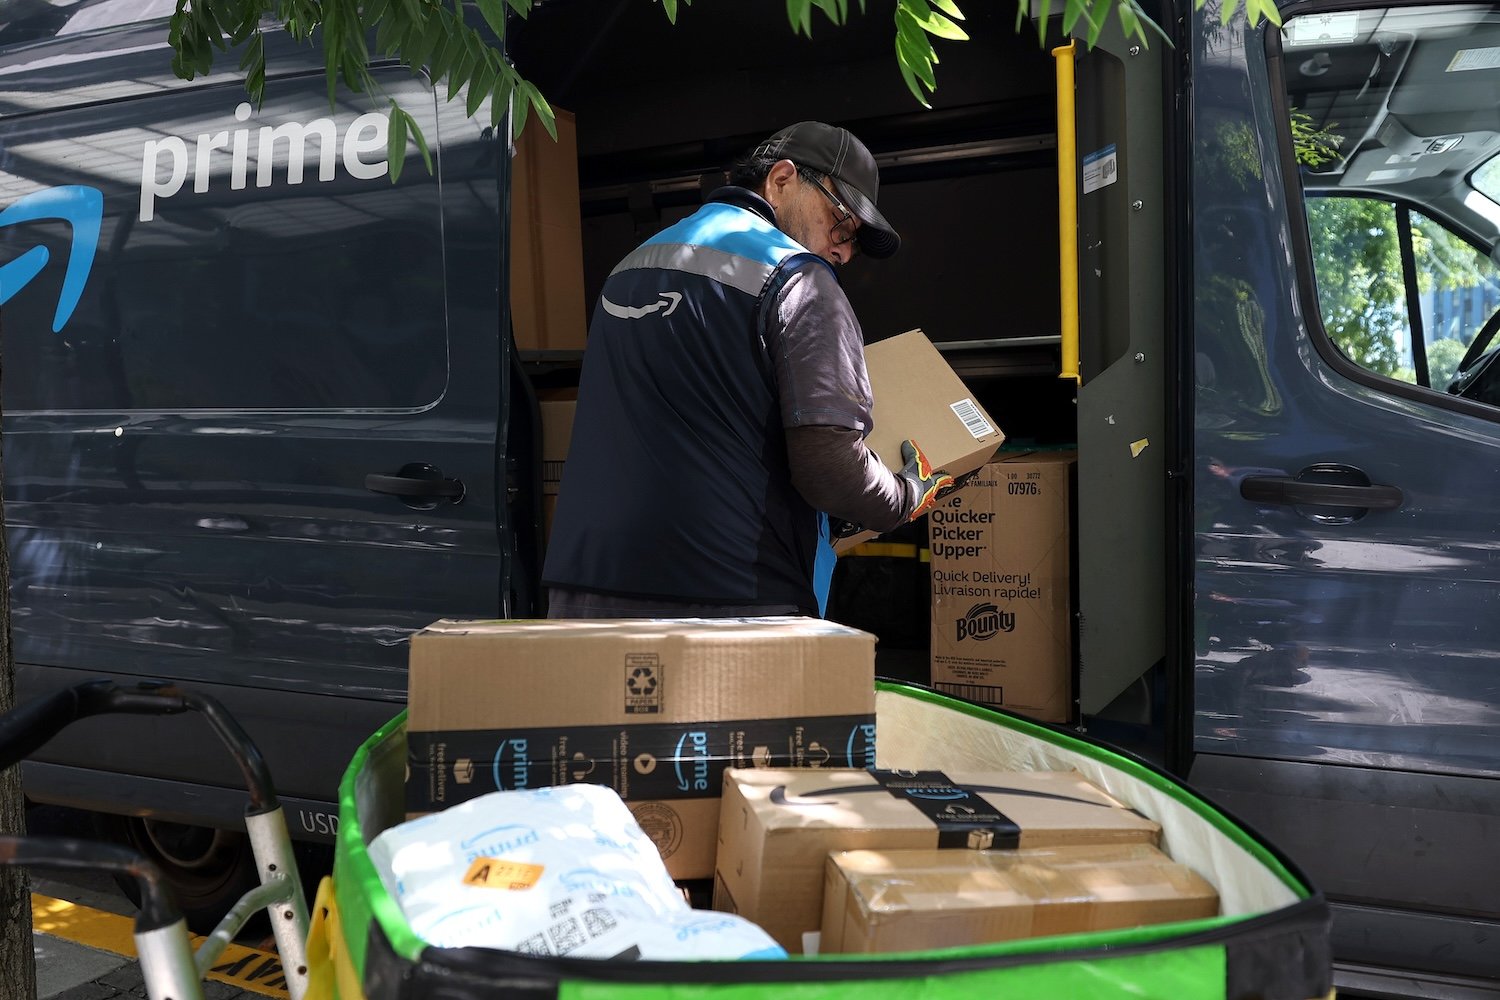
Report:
32,894,290,998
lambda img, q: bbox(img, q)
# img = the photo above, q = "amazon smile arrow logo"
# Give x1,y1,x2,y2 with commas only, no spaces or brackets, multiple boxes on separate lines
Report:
0,185,103,333
601,290,682,320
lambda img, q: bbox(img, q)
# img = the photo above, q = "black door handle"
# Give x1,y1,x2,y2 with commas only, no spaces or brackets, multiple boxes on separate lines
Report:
366,463,465,508
1239,465,1402,511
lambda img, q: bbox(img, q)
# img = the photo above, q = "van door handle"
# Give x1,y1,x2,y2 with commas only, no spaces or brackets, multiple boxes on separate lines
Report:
366,463,465,505
1239,465,1403,511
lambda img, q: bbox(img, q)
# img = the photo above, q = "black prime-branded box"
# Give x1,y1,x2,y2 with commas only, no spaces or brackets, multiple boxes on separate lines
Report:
404,618,876,878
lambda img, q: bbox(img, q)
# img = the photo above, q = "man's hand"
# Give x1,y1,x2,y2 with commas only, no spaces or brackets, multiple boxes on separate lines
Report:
898,439,955,521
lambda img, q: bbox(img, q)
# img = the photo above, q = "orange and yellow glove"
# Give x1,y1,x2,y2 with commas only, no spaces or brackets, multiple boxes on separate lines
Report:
898,439,955,521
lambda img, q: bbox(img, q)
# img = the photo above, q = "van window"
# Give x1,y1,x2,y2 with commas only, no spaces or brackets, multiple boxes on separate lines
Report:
1280,4,1500,409
1306,196,1500,390
0,83,447,412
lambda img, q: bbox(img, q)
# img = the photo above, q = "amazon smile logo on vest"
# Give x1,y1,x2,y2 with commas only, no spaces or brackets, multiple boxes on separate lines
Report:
0,185,103,333
602,290,682,319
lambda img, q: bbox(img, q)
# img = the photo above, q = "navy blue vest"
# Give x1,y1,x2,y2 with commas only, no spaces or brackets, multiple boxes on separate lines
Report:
541,196,832,611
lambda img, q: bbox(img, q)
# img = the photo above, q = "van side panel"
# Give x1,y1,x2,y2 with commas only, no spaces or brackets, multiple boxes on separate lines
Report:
1,45,507,815
1186,7,1500,988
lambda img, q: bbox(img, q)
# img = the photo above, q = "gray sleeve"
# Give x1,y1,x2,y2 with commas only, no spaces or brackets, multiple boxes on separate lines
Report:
786,425,914,534
766,262,874,432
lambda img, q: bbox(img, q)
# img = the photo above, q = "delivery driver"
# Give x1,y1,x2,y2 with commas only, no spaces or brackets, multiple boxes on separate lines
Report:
543,121,955,619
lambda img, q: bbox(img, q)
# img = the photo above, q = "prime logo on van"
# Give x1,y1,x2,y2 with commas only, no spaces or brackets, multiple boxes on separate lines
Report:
0,185,102,332
138,102,391,222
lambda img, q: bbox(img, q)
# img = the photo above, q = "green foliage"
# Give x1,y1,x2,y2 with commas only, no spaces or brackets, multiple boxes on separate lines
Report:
168,0,557,177
1289,109,1344,169
166,0,1284,178
1217,0,1280,28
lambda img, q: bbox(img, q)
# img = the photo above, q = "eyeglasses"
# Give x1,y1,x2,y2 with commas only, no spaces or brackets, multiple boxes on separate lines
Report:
800,170,859,248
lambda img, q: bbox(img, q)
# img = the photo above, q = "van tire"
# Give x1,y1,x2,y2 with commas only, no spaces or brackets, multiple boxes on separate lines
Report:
94,814,261,934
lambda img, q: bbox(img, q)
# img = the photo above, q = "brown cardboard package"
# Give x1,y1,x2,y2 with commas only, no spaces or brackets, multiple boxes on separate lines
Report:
510,108,587,352
539,398,576,539
836,330,1005,550
405,618,876,879
929,452,1077,722
821,843,1219,954
712,767,1159,952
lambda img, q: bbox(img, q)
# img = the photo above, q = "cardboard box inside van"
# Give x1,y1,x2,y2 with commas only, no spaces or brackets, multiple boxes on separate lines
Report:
511,108,587,352
929,452,1076,722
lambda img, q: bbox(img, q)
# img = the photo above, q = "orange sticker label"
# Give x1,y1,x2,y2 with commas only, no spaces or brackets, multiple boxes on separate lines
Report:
462,857,544,890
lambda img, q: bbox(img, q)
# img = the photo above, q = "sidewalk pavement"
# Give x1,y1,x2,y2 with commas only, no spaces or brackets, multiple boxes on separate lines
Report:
32,875,286,1000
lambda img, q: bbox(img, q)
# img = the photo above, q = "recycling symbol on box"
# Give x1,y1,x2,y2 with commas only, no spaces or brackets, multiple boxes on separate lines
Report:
627,666,658,696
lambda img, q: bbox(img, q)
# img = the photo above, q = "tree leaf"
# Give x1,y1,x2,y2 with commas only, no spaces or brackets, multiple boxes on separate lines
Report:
518,78,557,140
904,0,969,40
387,104,409,184
492,75,516,132
475,0,507,40
1086,0,1112,46
895,51,932,108
409,117,434,175
931,0,964,19
1060,0,1090,37
446,35,478,102
468,54,499,118
894,4,929,51
505,0,530,16
1247,0,1282,27
511,74,531,138
894,28,936,90
662,0,679,23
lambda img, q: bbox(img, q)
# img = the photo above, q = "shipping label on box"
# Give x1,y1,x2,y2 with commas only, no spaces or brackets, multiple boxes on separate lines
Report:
836,330,1005,551
712,766,1157,952
821,843,1219,955
405,617,876,878
929,452,1076,722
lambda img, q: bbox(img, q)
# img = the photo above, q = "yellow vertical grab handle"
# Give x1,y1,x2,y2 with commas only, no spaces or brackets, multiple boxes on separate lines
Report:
1053,39,1081,385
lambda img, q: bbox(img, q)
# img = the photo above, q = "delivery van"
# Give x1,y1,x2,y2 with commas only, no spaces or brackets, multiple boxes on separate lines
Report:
2,0,1497,994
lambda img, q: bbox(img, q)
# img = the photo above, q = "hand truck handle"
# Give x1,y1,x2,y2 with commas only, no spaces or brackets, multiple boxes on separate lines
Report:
0,835,184,933
0,680,280,815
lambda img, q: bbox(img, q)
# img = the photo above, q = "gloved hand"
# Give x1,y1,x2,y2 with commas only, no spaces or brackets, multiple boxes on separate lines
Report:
898,439,955,521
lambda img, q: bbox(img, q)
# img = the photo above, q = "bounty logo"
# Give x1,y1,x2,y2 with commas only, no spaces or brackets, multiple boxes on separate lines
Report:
491,738,531,791
0,185,103,333
601,290,682,319
673,730,711,793
955,602,1015,642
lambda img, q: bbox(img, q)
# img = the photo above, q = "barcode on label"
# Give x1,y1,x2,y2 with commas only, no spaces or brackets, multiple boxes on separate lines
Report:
937,682,1004,705
950,398,994,439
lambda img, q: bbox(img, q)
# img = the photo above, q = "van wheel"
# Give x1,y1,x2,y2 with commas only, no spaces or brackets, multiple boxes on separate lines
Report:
95,814,261,935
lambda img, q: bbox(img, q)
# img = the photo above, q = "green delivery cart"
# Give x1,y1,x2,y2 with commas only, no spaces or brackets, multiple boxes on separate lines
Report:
306,682,1333,1000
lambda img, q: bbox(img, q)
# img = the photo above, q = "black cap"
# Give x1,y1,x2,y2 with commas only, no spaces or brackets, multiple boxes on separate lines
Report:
754,121,900,259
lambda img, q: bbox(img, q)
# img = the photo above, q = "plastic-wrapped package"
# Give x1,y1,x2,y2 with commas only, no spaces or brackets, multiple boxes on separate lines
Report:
368,783,785,960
